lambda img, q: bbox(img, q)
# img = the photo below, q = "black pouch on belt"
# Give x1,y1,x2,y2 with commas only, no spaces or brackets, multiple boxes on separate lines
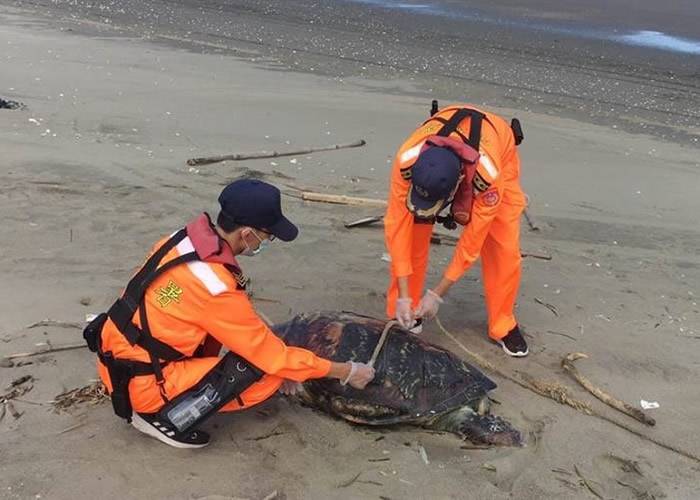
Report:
83,312,107,352
157,352,264,433
102,352,135,420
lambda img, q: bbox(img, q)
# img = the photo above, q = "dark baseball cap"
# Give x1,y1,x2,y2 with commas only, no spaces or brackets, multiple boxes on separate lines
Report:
218,179,298,241
408,146,462,214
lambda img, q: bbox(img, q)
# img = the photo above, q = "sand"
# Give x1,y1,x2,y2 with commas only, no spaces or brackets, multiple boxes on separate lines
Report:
1,4,699,500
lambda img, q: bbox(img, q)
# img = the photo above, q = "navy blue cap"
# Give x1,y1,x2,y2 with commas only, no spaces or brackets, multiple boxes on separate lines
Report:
218,179,298,241
409,147,462,212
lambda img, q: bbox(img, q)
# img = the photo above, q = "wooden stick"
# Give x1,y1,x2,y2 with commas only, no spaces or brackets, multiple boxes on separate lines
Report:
562,353,656,426
434,317,700,464
523,208,540,231
574,464,604,499
534,297,559,316
344,216,383,228
187,139,366,166
6,342,87,360
301,191,388,207
521,252,552,261
26,319,83,330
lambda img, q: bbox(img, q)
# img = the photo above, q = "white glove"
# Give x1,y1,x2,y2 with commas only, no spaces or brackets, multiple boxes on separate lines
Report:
416,289,444,320
279,379,304,396
396,297,415,329
340,361,376,389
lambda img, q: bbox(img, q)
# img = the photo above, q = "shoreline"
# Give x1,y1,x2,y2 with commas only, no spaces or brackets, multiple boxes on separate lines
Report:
3,0,699,147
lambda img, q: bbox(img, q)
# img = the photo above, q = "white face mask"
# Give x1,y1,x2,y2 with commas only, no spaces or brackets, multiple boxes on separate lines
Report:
242,229,268,257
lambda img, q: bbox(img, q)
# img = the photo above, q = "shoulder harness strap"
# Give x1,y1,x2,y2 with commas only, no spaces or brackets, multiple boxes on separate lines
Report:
106,229,200,386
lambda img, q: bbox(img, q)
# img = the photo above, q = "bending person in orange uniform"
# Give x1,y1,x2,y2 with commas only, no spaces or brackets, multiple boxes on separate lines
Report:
384,103,528,357
85,179,375,448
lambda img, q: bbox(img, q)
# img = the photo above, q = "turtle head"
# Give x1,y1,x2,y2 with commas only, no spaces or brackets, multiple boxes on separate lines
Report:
431,406,523,447
460,413,523,447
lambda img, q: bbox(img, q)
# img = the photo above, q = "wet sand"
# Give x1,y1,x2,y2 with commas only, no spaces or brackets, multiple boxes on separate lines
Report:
5,0,700,144
1,3,700,500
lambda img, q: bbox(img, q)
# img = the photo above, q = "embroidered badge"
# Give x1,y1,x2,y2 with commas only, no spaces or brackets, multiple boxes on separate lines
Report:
473,171,490,193
482,190,500,207
156,280,183,308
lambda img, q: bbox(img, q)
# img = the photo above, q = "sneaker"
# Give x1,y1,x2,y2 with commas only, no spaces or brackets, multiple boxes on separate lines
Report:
131,412,210,449
495,326,529,357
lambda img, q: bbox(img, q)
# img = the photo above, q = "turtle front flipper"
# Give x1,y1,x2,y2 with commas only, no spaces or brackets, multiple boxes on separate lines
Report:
428,406,523,447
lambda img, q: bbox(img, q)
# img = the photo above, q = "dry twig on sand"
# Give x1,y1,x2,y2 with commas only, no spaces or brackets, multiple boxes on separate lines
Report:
523,208,540,231
1,376,34,420
187,139,366,166
52,381,108,412
301,191,388,207
521,252,552,261
336,471,363,488
562,353,656,426
26,319,83,330
534,298,559,316
434,317,700,464
5,342,87,361
261,490,279,500
574,464,604,499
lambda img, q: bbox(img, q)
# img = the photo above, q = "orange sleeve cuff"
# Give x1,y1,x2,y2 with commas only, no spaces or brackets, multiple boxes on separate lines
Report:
392,260,413,278
312,357,332,378
444,258,473,282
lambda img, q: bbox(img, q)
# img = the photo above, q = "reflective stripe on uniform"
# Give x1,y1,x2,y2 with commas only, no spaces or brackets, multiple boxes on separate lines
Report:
176,237,228,296
479,153,499,180
399,141,425,165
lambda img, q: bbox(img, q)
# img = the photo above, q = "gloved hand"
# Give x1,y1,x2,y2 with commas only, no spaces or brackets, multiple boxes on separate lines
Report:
416,289,444,320
341,361,376,389
396,297,415,329
279,379,304,396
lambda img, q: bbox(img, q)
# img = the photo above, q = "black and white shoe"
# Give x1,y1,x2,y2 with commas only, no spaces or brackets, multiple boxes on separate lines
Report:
496,326,529,357
131,412,210,449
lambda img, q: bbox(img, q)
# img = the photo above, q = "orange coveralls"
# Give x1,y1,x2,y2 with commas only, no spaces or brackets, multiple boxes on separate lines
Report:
98,215,331,414
384,105,527,340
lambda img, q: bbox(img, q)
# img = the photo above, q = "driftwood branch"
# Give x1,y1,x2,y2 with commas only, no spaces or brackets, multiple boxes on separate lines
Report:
434,317,700,464
574,464,604,499
26,319,83,330
562,352,656,426
521,252,552,261
523,208,540,231
6,342,87,360
534,297,559,316
301,191,388,207
187,139,366,166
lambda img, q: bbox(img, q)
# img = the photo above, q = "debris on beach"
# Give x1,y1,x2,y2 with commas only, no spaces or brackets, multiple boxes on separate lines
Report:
187,139,365,166
0,98,24,110
1,375,34,420
52,381,108,412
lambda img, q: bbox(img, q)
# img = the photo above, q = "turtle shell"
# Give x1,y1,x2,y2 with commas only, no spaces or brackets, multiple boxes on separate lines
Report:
273,311,497,425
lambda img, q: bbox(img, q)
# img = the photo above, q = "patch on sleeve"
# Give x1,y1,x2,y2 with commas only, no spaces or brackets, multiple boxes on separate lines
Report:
400,166,413,180
156,280,184,307
481,189,500,207
473,171,491,193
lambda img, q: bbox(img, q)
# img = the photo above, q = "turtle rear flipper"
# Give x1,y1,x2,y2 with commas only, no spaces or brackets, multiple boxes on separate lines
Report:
430,406,523,447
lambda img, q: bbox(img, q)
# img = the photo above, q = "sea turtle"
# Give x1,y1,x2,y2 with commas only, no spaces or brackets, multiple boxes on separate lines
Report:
272,311,522,446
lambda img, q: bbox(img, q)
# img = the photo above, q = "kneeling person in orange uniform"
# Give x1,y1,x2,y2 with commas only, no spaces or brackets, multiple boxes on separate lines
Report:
384,104,528,357
85,179,375,448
